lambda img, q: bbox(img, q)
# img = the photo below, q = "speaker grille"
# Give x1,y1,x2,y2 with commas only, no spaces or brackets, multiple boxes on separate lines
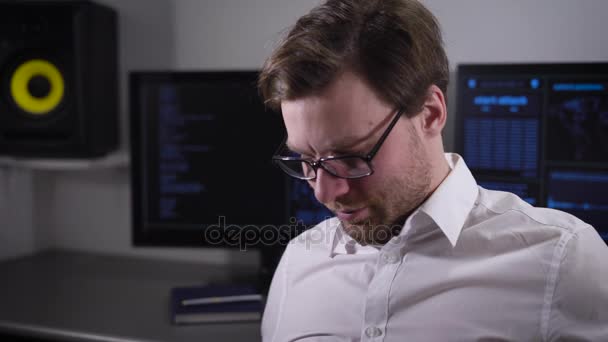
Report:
0,1,118,158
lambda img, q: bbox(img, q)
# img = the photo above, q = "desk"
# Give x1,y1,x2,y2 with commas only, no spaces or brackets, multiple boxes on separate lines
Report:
0,250,262,341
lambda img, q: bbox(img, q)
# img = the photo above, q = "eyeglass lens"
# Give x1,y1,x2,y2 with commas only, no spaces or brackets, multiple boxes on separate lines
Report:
276,156,371,179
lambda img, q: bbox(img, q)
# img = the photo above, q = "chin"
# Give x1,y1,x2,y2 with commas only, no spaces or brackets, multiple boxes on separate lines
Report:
341,217,395,244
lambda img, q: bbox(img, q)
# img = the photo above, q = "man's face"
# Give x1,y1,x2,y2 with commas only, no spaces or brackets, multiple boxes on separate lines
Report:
281,71,433,245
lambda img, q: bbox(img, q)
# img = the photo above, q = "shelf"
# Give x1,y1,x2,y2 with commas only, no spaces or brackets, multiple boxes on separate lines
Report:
0,151,129,170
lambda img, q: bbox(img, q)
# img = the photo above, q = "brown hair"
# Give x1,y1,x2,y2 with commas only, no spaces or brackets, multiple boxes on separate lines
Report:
258,0,449,117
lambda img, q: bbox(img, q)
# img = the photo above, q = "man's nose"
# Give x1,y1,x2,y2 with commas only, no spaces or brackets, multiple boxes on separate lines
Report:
311,167,350,205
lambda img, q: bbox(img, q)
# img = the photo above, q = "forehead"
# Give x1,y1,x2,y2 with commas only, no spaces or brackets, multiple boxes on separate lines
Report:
281,71,393,154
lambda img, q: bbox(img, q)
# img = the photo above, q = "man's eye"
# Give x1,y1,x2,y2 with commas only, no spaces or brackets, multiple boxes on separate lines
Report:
334,149,363,157
286,149,312,160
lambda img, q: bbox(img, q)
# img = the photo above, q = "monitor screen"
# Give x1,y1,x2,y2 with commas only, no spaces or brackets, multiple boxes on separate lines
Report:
455,63,608,241
130,71,289,248
288,178,333,227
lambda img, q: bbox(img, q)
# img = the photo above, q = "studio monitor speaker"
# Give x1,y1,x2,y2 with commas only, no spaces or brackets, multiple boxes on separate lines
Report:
0,0,118,158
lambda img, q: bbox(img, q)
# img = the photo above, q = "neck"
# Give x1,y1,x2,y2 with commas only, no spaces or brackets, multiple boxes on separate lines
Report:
429,152,451,193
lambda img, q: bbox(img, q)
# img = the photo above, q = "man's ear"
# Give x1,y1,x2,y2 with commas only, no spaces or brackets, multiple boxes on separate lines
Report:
419,84,447,138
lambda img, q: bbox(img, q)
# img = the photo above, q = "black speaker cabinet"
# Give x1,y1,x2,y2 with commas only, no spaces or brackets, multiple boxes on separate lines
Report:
0,0,118,158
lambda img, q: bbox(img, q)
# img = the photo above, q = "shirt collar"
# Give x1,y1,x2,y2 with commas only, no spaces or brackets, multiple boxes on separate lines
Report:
328,153,478,256
417,153,478,247
330,221,380,257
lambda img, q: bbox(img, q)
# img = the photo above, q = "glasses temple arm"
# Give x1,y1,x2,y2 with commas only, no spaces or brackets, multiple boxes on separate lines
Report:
365,108,404,159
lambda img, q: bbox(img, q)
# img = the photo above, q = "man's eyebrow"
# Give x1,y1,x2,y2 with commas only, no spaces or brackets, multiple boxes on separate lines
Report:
287,139,366,157
328,141,365,155
284,114,390,156
285,141,309,155
331,129,380,154
333,113,395,153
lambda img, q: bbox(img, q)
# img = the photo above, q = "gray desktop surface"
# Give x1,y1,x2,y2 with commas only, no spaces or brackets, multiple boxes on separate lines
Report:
0,250,262,342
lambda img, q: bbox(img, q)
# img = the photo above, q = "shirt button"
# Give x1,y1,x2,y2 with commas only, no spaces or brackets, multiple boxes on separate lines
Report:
364,326,382,338
382,253,399,264
389,236,403,244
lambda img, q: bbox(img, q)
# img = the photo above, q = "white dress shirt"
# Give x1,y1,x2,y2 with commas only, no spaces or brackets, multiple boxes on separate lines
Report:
262,153,608,342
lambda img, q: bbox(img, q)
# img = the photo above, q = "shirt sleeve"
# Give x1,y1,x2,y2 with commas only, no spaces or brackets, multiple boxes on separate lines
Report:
546,225,608,341
261,245,290,342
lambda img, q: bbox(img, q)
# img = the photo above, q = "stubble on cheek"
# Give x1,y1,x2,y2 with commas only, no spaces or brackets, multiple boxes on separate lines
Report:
339,160,432,245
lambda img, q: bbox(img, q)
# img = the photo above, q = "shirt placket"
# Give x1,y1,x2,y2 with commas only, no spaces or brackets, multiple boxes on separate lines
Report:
360,241,404,342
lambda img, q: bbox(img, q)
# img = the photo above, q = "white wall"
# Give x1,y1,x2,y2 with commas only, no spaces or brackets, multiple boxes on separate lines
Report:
3,0,607,263
428,0,608,149
172,0,320,69
427,0,608,66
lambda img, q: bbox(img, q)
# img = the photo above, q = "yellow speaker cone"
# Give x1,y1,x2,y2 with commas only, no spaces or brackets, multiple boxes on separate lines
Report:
10,59,65,115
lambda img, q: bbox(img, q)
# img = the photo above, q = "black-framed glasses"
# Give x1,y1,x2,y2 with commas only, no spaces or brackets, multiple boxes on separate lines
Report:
272,108,404,180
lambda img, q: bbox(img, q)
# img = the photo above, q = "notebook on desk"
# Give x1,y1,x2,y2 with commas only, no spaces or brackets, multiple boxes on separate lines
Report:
170,284,264,324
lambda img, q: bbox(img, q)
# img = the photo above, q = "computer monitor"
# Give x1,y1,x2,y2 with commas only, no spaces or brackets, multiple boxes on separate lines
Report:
130,71,289,249
455,63,608,241
287,178,333,227
130,71,334,290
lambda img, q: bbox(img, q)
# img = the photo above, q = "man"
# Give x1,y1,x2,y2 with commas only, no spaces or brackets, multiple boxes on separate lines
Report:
258,0,608,341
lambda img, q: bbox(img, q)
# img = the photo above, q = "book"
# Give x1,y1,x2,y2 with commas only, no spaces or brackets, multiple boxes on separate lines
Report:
170,284,264,324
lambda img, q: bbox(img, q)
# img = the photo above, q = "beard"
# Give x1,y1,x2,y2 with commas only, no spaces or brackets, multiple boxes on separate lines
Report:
330,132,433,245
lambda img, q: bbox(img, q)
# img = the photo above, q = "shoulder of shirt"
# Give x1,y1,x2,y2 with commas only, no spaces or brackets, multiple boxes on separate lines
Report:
475,186,593,238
